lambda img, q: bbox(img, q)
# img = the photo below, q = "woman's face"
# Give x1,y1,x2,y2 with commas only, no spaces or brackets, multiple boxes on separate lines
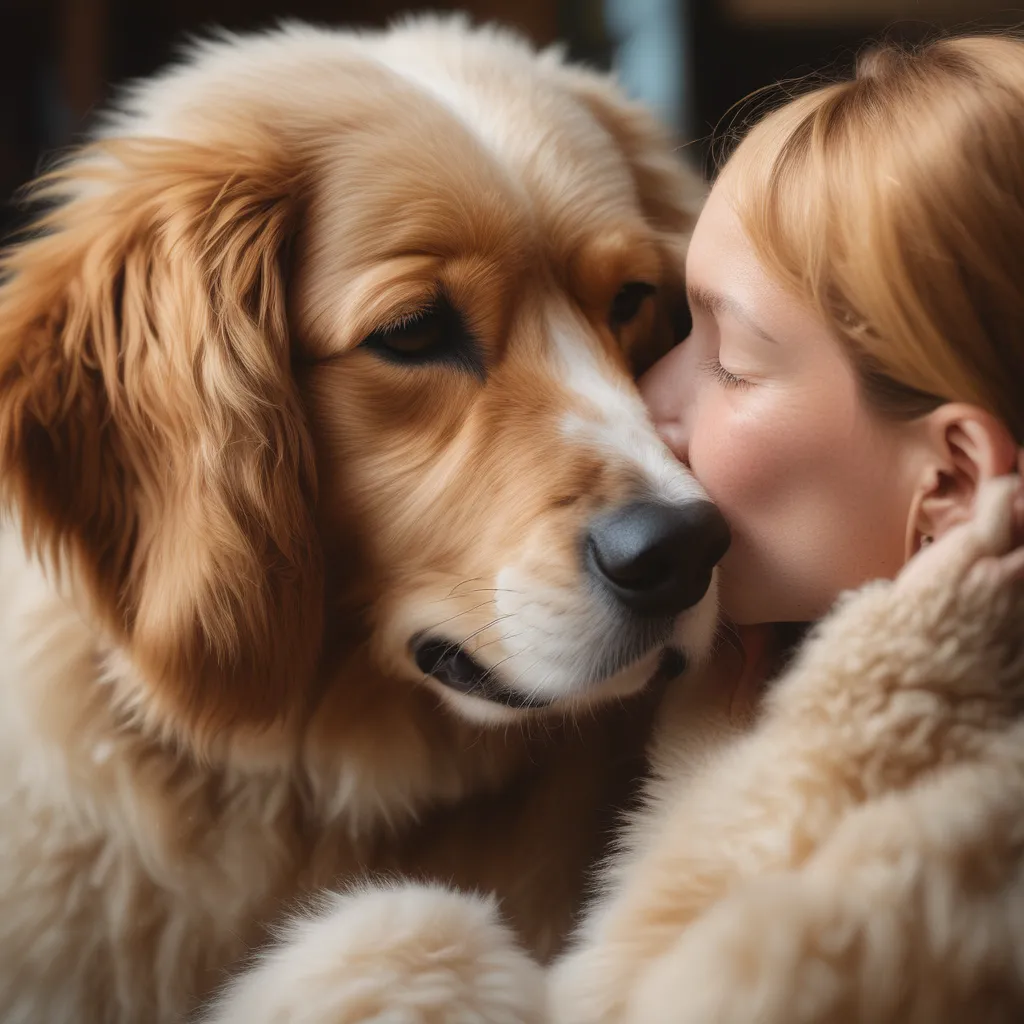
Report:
641,183,922,624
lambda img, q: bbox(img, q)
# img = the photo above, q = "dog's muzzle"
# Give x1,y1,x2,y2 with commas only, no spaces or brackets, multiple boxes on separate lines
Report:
412,498,728,709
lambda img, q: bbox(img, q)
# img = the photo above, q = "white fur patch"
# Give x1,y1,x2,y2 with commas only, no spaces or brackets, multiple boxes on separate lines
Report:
365,20,638,203
491,562,671,704
371,52,514,164
548,305,707,507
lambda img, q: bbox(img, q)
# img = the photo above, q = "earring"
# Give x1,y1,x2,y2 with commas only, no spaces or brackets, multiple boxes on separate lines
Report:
920,534,933,548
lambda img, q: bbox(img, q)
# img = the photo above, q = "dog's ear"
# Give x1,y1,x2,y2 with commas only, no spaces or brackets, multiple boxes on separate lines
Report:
555,65,705,240
0,137,322,749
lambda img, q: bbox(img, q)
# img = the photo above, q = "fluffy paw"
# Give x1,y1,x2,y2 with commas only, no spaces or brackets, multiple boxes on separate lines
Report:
201,884,544,1024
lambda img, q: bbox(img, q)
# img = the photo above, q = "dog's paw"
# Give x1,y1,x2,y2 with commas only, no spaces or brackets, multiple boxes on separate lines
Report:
201,884,544,1024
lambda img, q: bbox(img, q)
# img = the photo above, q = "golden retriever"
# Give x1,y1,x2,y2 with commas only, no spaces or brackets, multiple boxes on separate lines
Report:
0,15,728,1024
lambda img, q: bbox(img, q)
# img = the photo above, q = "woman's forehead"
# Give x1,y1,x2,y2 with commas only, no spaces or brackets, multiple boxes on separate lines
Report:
685,185,749,275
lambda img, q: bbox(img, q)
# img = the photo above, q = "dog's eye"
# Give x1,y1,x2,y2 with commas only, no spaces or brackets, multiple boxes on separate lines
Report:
360,298,484,378
363,308,443,356
672,291,693,343
610,282,657,328
368,316,438,355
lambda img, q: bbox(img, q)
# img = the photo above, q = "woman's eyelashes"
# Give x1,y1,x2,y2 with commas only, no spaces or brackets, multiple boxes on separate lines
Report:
701,356,754,389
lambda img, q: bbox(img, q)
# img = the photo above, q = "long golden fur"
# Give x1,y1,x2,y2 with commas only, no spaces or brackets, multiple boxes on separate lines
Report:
0,17,722,1023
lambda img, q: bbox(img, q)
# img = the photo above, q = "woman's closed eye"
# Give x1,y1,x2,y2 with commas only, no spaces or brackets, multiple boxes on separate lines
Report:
701,357,754,389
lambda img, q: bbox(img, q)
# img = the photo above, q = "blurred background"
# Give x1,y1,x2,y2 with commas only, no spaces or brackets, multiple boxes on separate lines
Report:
1,0,1021,236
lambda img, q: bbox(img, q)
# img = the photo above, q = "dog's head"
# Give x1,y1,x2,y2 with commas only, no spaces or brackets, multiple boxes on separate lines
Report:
0,19,722,746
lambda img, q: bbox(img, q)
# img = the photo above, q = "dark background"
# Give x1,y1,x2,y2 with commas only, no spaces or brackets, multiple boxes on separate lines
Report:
2,0,1021,237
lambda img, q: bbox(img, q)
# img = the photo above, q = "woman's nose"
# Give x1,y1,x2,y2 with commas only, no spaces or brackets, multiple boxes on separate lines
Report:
639,343,693,465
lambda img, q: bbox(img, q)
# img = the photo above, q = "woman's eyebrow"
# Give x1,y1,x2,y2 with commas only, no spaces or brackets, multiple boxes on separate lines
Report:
686,283,780,345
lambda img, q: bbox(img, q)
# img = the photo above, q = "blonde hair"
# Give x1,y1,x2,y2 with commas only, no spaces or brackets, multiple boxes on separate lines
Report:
723,34,1024,440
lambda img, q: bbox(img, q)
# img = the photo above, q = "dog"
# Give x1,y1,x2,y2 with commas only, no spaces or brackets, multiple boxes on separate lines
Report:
0,12,729,1019
0,16,725,1023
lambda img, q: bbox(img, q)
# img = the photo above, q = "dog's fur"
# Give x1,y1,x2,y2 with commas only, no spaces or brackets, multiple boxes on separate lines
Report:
14,18,1018,1024
0,18,723,1023
200,483,1024,1024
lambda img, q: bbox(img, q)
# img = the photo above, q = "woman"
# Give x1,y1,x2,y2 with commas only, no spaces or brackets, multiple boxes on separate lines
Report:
206,34,1024,1023
645,35,1023,630
549,33,1024,1023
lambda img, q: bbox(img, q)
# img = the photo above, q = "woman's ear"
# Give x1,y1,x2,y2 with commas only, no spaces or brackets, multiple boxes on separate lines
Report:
906,403,1018,554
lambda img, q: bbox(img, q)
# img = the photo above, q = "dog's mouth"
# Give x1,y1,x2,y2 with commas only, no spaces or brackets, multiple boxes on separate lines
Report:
413,637,555,709
412,634,687,710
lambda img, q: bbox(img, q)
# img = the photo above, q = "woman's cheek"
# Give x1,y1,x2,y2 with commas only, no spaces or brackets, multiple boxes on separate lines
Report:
688,393,779,520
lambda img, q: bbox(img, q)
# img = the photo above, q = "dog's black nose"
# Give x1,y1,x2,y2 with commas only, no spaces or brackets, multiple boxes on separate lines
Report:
586,499,730,617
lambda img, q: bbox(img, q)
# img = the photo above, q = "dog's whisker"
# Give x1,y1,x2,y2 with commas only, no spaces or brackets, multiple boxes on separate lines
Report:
446,578,525,600
519,664,558,711
430,587,525,604
421,599,496,634
499,651,547,697
480,650,523,680
472,630,523,654
455,614,515,649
